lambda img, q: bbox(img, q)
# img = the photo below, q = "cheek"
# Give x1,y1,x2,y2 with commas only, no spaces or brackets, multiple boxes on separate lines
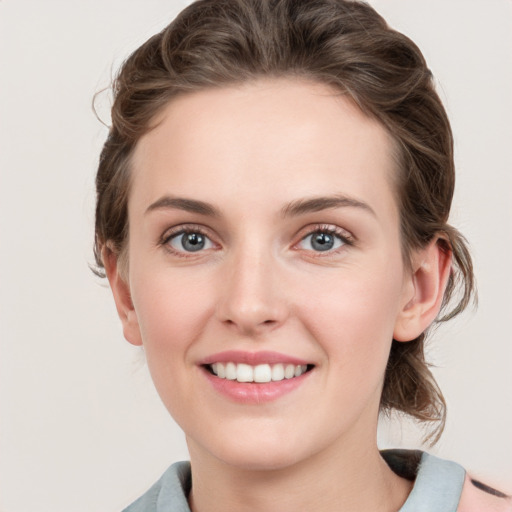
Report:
129,268,220,420
295,262,404,376
130,268,215,364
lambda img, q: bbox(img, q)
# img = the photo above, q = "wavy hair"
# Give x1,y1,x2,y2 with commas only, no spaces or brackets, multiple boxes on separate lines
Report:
94,0,475,443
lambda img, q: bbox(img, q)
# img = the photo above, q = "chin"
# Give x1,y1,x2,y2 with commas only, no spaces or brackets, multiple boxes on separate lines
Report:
191,426,320,472
218,446,307,472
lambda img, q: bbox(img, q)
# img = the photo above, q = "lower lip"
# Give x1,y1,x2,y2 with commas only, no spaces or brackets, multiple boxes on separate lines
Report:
201,367,312,404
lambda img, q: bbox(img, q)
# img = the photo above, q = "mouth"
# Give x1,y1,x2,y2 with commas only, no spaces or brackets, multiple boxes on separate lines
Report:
200,352,315,402
204,362,314,383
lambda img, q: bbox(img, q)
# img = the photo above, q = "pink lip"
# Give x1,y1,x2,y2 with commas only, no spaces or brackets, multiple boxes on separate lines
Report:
199,350,310,366
198,351,314,404
201,367,312,404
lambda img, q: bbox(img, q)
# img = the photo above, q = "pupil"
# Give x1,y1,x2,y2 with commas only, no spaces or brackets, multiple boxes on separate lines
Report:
312,232,334,251
182,233,205,252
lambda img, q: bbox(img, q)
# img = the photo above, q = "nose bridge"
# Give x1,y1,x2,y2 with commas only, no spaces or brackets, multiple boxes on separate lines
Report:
217,234,286,333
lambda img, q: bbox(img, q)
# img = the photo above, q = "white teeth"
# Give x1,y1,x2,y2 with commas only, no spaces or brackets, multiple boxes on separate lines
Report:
284,364,295,379
216,363,225,378
208,362,310,382
236,363,253,382
225,362,237,380
253,364,272,383
295,365,307,377
271,363,285,381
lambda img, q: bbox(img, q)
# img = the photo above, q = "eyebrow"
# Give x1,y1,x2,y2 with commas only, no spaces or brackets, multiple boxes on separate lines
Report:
281,194,376,218
145,196,220,217
145,193,375,218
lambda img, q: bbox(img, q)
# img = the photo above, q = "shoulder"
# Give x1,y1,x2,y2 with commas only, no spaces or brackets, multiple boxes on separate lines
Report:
122,461,192,512
457,474,512,512
382,449,511,512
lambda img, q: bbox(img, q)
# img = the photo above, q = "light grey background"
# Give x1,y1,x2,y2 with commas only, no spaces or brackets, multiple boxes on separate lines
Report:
1,1,511,510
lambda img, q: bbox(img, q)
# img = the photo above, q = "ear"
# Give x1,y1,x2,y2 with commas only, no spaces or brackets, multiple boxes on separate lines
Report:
102,247,143,346
393,237,452,342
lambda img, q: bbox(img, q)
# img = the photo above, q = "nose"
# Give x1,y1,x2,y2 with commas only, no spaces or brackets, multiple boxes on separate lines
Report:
215,244,289,336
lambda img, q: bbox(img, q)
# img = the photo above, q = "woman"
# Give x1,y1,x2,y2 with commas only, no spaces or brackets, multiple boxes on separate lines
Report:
94,0,510,510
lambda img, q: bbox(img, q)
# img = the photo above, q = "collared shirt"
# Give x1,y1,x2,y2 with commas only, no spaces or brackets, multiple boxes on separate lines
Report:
122,450,510,512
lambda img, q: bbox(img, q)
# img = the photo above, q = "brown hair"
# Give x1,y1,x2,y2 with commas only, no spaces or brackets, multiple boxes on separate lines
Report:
94,0,475,443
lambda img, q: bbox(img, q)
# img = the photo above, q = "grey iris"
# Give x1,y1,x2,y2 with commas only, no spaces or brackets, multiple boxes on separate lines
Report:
181,232,205,252
311,232,334,251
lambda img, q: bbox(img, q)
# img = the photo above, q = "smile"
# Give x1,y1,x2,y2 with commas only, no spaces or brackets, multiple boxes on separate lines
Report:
208,362,310,383
199,351,315,403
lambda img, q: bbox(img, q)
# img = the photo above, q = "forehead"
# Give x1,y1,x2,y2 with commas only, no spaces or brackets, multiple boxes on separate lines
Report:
130,79,398,221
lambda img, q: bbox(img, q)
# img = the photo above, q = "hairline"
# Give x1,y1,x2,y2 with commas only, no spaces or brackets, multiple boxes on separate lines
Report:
112,75,416,278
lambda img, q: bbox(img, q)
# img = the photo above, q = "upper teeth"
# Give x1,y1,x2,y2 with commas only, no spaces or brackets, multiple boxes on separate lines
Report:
210,363,308,383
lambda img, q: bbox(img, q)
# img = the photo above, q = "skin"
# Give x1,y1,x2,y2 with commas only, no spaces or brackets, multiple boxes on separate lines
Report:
105,79,451,512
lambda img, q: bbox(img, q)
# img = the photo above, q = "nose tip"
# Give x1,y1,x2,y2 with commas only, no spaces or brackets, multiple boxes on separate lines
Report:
215,255,288,335
222,304,281,335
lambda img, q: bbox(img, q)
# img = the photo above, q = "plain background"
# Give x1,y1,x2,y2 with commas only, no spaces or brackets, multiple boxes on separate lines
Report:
0,1,511,510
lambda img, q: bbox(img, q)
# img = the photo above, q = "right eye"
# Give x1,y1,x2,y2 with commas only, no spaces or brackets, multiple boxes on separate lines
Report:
298,230,346,252
166,230,215,253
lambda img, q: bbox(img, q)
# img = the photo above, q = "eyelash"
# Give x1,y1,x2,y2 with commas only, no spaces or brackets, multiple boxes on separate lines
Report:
294,224,354,256
159,223,354,258
160,224,217,258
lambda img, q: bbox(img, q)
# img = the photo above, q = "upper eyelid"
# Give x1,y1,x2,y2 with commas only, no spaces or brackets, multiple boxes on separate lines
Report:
160,223,214,242
158,223,354,250
291,225,355,256
295,224,355,243
160,225,220,257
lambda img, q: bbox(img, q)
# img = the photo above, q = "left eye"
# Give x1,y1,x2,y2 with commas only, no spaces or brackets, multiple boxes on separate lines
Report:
168,231,214,252
298,230,345,252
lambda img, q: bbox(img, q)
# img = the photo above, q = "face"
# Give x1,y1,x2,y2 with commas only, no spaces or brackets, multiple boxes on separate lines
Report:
116,79,419,471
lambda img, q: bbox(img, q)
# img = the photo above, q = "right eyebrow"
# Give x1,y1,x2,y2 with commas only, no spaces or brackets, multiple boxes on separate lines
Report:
145,196,220,217
281,194,376,218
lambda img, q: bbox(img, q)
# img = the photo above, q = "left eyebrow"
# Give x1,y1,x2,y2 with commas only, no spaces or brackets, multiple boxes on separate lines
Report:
281,194,376,218
145,196,220,217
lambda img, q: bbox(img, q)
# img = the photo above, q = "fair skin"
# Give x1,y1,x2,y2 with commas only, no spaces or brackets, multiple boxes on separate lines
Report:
104,79,451,512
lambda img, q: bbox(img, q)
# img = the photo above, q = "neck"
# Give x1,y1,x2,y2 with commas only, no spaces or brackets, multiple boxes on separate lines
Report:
187,431,412,512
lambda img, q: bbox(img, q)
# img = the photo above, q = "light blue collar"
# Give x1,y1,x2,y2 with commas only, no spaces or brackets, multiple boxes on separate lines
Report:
124,451,466,512
398,452,465,512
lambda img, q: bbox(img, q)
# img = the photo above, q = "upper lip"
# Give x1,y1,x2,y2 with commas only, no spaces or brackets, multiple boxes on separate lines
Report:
199,350,311,366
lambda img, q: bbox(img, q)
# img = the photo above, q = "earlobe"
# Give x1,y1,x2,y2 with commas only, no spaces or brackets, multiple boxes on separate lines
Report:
102,247,143,346
393,238,452,342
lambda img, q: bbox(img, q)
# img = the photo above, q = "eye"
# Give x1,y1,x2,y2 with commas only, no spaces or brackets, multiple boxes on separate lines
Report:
167,230,215,253
297,228,349,252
